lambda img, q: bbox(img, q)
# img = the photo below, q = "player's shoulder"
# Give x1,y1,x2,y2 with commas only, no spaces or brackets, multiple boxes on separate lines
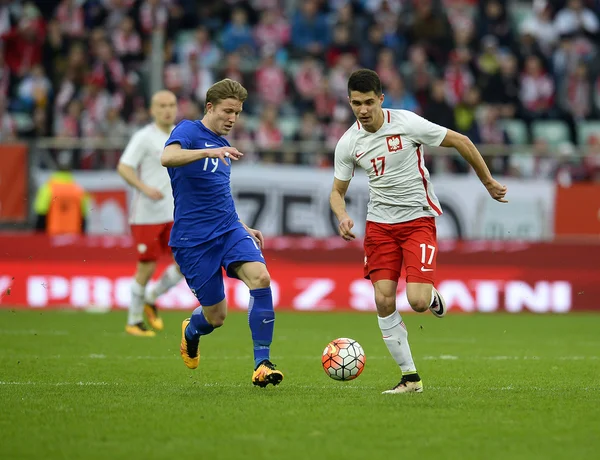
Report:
173,119,198,133
388,109,423,124
127,123,149,140
389,109,433,132
336,121,360,148
124,124,153,149
176,119,196,128
133,123,157,136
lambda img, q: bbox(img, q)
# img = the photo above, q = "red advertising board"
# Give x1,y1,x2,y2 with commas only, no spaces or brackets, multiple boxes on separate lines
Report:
1,234,599,313
0,260,592,313
554,182,600,237
0,144,28,222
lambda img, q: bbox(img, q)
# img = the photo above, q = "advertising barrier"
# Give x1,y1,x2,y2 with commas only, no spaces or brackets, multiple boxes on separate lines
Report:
34,166,558,240
1,234,598,312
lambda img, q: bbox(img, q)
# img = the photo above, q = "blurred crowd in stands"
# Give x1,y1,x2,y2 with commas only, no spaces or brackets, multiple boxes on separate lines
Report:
0,0,599,180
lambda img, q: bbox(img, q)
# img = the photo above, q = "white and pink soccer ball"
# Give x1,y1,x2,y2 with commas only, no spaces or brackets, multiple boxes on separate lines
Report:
322,337,366,381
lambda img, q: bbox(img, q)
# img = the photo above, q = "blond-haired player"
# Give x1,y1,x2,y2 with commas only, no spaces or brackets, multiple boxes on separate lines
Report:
330,69,508,393
117,90,183,337
161,79,284,387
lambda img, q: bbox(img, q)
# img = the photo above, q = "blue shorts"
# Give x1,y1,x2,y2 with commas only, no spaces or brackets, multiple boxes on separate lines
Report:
172,227,266,306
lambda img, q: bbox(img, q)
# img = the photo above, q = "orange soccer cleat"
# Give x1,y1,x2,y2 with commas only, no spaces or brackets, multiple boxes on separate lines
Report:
180,318,199,369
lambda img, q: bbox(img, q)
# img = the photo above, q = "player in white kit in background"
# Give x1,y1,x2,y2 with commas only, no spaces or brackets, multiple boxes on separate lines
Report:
330,69,508,393
117,90,183,337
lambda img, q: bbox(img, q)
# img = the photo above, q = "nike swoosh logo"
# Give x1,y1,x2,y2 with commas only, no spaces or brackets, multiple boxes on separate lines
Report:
355,151,366,159
205,143,216,147
382,335,392,339
421,266,434,272
262,319,275,324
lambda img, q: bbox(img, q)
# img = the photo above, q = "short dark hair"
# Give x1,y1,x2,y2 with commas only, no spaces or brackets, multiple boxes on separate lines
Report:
347,69,382,97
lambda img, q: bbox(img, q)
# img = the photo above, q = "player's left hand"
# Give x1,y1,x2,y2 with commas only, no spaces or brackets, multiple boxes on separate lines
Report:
246,227,265,249
485,179,508,203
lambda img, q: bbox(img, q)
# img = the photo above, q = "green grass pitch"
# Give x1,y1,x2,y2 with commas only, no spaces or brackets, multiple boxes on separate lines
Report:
1,310,599,460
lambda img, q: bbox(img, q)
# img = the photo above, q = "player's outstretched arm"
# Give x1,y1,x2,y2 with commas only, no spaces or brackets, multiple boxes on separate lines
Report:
330,178,356,241
440,130,508,203
161,143,243,167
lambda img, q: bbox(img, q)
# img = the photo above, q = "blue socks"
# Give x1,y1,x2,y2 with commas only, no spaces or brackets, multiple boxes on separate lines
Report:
248,287,274,368
184,288,275,369
185,307,214,340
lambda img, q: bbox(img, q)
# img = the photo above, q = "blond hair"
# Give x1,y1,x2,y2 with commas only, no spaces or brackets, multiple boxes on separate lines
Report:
205,79,248,113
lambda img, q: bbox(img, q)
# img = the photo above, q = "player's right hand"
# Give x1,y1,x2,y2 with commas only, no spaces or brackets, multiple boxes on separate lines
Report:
485,179,508,203
143,186,164,201
206,147,244,165
338,217,356,241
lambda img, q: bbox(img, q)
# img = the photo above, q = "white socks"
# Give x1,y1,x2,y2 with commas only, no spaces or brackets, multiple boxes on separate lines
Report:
378,310,417,374
146,264,183,304
128,280,145,325
128,264,183,325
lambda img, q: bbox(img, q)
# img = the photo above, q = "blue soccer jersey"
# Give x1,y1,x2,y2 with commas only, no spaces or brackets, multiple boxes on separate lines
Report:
165,120,243,247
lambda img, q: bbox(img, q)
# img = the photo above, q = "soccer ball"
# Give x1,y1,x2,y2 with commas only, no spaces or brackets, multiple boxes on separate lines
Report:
322,337,366,381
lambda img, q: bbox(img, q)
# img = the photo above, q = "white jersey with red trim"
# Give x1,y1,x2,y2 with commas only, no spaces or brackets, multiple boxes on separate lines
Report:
334,109,447,224
119,123,174,225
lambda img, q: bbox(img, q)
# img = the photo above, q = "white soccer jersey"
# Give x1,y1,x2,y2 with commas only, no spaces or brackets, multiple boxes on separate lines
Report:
119,123,174,225
334,109,447,224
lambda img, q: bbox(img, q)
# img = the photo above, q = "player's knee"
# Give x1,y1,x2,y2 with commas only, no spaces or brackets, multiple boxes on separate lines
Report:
408,297,429,313
374,292,396,315
248,270,271,290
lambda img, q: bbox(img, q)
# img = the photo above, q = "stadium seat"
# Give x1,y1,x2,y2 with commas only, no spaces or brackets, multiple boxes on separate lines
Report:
577,121,600,145
12,113,34,132
240,116,298,138
531,120,571,145
279,117,300,138
510,3,533,32
243,116,259,131
175,30,195,50
501,119,528,145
